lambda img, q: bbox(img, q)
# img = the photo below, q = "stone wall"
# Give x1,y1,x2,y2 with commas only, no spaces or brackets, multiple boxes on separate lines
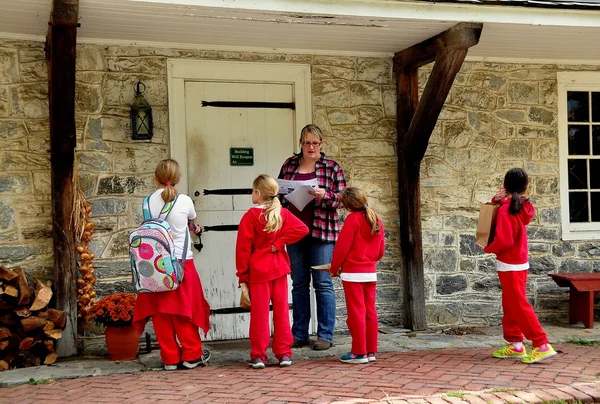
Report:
420,62,600,326
1,36,599,330
0,39,402,328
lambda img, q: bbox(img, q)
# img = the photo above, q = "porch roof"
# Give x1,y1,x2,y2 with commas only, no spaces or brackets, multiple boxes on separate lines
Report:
3,0,600,61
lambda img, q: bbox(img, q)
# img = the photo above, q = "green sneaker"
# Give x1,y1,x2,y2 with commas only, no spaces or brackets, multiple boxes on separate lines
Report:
492,344,527,358
521,344,557,364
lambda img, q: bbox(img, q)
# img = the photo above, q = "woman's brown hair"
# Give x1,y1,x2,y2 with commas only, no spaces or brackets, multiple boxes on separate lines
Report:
340,187,380,235
154,159,181,202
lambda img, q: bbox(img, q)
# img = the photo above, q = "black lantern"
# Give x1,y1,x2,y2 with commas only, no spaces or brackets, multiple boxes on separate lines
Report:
130,81,153,140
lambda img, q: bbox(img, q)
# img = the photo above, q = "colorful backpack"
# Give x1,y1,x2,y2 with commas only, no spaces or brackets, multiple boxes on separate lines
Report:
129,195,188,293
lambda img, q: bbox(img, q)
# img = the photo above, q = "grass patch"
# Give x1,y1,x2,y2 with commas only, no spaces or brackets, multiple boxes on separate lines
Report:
542,400,584,404
446,391,466,398
565,337,599,346
28,378,52,385
490,387,515,394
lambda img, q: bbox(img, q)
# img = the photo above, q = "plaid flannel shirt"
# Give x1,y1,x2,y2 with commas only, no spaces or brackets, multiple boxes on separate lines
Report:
278,153,346,242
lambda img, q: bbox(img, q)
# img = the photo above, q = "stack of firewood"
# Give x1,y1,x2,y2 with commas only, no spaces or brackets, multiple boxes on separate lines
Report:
0,265,66,370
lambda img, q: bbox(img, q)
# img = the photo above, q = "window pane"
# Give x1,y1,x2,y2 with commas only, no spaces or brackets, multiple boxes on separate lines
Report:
568,125,590,155
592,192,600,222
591,160,600,189
592,92,600,122
593,125,600,155
568,91,589,122
568,159,588,189
569,192,589,222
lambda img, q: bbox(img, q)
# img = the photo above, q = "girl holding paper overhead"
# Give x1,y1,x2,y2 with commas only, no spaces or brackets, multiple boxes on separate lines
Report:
329,187,385,364
278,124,346,351
235,174,308,369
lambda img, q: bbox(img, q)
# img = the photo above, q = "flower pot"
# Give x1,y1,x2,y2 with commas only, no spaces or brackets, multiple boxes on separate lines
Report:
104,325,139,361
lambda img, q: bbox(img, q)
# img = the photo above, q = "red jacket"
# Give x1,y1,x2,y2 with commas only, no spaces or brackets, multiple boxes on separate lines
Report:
236,207,308,285
329,212,385,276
484,197,535,269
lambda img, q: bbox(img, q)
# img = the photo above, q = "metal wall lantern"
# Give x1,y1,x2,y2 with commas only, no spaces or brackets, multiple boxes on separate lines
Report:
130,81,153,140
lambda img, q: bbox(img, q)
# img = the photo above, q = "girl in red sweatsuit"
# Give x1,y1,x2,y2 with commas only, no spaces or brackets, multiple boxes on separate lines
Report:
236,174,308,369
483,168,556,364
330,187,385,364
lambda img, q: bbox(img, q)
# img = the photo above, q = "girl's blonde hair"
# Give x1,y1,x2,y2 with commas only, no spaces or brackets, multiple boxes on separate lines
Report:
253,174,282,233
155,159,181,202
340,187,380,236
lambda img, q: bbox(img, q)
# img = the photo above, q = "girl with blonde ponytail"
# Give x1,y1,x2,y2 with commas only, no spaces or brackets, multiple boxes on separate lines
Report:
235,174,308,369
329,187,385,364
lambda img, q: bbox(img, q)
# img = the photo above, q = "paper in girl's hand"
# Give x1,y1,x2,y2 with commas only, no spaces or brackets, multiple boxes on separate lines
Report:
311,263,331,272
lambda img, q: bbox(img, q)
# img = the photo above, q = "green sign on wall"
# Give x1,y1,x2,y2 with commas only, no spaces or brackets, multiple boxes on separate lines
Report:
230,147,254,166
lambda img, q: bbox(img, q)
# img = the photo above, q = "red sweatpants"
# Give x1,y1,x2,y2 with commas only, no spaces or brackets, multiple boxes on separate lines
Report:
249,275,292,361
152,313,203,365
342,281,378,355
498,270,549,347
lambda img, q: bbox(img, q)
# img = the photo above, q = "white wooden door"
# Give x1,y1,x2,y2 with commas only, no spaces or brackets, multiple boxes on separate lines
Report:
184,81,296,340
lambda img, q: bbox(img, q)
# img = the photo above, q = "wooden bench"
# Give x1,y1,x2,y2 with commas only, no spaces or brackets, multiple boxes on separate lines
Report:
548,273,600,329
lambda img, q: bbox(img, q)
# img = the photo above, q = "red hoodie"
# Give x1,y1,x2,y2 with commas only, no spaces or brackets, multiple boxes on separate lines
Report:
329,211,385,277
236,206,308,285
484,197,535,270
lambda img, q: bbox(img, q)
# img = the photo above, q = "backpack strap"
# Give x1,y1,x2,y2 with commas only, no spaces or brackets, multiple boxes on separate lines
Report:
158,195,179,221
142,196,152,221
181,227,189,263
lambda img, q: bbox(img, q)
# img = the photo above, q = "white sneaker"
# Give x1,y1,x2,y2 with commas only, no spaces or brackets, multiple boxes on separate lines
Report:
164,364,178,371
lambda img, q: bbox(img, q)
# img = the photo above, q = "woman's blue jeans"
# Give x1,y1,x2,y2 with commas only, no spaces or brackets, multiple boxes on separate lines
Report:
287,236,336,343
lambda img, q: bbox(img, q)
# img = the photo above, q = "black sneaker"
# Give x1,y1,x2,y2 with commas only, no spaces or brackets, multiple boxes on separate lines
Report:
279,355,292,367
182,350,210,369
248,358,265,369
291,339,310,348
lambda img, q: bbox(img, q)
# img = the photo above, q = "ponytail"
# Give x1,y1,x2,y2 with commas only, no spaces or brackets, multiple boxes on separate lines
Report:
509,192,523,215
503,167,529,215
263,197,282,233
155,159,181,203
364,206,381,236
161,185,177,203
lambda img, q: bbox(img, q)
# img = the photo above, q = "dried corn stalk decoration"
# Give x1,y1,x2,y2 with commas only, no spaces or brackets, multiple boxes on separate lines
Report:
71,165,96,316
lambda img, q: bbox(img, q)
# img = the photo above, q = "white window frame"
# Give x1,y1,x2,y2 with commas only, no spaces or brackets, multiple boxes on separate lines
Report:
557,72,600,240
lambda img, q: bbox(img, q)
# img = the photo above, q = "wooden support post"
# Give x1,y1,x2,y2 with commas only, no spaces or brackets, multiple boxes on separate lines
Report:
46,0,79,356
394,23,482,331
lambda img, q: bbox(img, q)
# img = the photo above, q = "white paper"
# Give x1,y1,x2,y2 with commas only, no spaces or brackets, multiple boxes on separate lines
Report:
285,185,316,211
277,178,318,195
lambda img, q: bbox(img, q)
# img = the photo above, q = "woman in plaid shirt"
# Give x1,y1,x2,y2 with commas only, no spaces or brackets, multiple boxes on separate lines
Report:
278,124,346,351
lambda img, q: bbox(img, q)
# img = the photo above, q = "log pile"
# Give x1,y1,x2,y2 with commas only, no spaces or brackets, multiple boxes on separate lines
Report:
0,266,66,370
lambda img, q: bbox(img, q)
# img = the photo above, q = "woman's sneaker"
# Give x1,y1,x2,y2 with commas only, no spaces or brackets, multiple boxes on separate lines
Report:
521,344,557,364
164,364,178,371
182,350,211,369
248,358,266,369
279,355,292,367
492,344,527,358
367,352,376,362
340,352,369,364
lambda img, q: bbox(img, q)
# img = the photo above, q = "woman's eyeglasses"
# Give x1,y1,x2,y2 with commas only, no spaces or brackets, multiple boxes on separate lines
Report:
302,141,322,147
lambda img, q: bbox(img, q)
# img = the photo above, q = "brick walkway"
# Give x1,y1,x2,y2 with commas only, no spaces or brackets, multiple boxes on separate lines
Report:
2,344,600,403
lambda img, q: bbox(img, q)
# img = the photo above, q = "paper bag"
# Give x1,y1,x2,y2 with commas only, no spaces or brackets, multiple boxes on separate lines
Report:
311,263,331,272
240,288,251,309
476,203,499,247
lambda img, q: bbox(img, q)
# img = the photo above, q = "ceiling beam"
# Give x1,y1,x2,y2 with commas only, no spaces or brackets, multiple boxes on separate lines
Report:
394,22,482,70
